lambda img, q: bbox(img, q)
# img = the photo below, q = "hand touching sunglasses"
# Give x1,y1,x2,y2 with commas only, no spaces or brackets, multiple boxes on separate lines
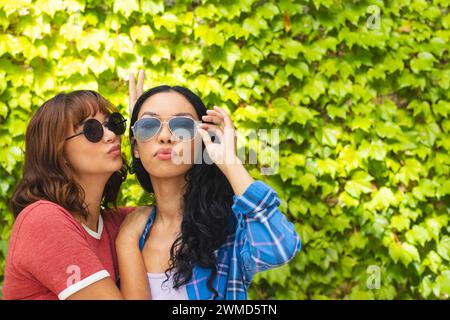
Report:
66,112,127,143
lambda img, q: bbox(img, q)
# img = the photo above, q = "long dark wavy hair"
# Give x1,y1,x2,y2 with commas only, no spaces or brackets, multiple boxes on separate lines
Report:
10,90,128,219
130,86,235,298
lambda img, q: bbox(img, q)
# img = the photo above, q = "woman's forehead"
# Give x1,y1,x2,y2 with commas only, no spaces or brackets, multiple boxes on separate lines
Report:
138,91,198,119
140,111,195,118
72,111,109,128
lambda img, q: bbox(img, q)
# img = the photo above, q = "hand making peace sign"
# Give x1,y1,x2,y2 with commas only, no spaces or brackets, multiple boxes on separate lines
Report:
128,70,145,117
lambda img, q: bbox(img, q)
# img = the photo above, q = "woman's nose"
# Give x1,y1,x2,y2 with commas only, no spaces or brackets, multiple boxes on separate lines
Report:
103,126,117,143
157,122,173,144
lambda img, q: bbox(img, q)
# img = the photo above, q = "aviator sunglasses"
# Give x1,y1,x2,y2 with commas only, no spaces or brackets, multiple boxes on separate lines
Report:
132,116,198,142
66,112,127,143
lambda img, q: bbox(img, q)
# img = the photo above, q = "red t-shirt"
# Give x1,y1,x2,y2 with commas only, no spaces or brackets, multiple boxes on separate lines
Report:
3,200,135,300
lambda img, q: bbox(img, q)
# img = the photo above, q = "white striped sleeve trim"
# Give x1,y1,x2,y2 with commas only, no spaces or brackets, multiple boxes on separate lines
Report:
58,270,110,300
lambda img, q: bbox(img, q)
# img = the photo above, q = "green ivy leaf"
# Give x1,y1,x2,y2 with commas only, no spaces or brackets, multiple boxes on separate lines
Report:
434,270,450,297
285,60,309,80
345,170,373,198
410,52,436,73
195,24,225,47
319,126,341,147
405,225,431,247
390,215,410,232
366,187,397,211
437,236,450,261
302,75,327,100
389,242,420,267
258,264,291,287
422,251,442,274
419,276,433,298
412,179,439,201
242,15,268,38
396,159,424,185
113,0,139,17
209,42,241,73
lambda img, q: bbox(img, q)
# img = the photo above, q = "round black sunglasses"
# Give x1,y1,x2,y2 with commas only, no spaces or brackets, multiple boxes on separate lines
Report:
66,112,127,143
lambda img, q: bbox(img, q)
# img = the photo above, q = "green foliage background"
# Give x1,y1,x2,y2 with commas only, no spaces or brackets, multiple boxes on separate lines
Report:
1,0,450,299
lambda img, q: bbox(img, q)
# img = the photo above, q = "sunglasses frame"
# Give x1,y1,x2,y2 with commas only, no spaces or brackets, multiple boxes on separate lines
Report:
131,116,199,142
66,112,127,143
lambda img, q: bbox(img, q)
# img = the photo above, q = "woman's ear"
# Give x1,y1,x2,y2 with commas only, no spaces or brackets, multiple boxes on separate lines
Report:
61,150,71,168
131,137,140,158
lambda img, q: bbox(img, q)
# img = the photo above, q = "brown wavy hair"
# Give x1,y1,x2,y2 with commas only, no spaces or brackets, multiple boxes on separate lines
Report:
10,90,127,219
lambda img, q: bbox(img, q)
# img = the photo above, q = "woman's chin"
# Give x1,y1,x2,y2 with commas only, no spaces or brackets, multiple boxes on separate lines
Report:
107,159,123,172
146,163,192,178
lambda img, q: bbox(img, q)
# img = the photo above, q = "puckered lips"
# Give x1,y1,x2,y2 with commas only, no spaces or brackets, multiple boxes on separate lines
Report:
155,148,173,160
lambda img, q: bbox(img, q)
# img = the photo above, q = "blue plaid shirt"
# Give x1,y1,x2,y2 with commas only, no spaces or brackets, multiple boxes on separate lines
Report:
139,180,302,300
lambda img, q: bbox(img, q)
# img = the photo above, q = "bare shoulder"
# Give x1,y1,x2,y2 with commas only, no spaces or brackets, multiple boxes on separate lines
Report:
133,206,154,214
124,206,154,220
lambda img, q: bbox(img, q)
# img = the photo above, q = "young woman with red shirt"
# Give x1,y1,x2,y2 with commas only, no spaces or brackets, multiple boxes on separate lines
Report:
3,90,150,300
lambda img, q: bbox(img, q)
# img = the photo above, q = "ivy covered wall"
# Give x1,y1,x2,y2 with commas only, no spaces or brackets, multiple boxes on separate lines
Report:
0,0,450,299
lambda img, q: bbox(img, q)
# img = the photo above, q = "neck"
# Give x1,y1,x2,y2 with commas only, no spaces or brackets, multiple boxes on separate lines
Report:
150,174,186,227
75,173,109,231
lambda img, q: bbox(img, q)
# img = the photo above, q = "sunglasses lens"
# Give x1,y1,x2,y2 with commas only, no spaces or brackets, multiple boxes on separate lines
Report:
169,117,196,140
84,119,103,142
107,112,126,135
133,118,161,142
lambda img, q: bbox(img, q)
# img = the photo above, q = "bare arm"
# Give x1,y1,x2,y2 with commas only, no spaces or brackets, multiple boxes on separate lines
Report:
66,278,123,300
67,207,152,300
115,206,152,299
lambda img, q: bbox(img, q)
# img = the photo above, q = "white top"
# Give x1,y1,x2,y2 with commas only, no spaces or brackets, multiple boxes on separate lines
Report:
147,271,188,300
81,215,103,240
